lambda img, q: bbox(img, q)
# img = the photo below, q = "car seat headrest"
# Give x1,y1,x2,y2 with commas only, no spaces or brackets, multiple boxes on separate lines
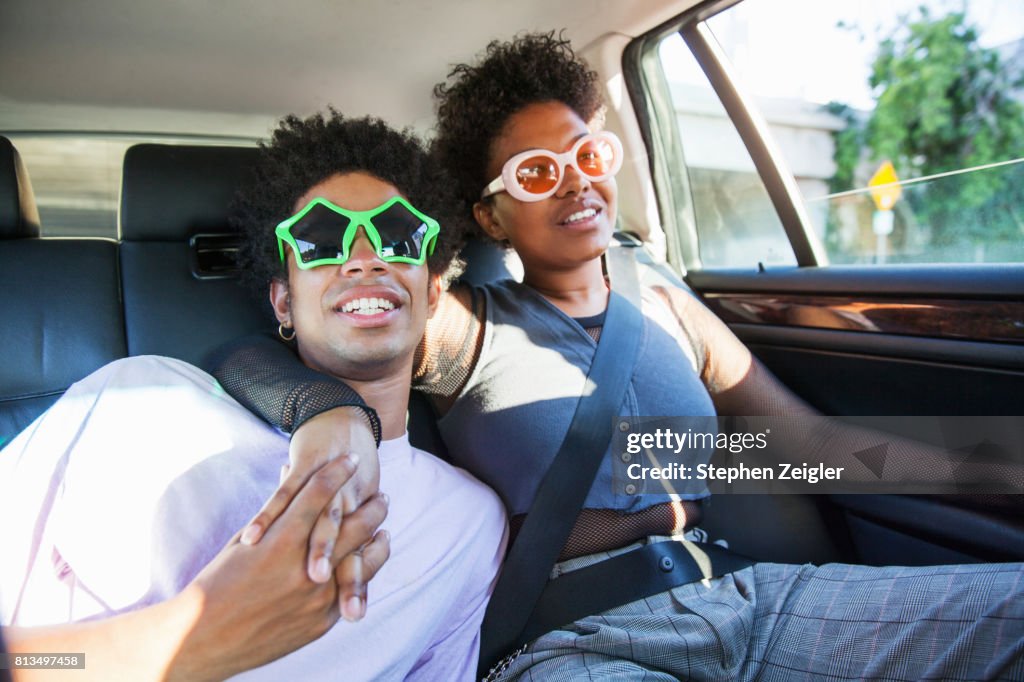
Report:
0,136,42,240
458,237,524,285
120,144,259,241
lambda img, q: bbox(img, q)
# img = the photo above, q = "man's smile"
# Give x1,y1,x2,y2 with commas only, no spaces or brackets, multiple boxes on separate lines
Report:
332,285,405,327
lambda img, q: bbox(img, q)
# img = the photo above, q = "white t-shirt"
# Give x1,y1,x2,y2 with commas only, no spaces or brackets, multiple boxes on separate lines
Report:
0,356,507,681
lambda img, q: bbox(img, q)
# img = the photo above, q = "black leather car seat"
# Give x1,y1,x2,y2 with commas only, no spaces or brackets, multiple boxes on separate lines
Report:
118,144,273,366
0,136,125,444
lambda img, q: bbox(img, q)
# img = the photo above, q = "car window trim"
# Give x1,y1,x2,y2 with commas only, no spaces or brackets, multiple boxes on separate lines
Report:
679,20,827,267
624,0,828,271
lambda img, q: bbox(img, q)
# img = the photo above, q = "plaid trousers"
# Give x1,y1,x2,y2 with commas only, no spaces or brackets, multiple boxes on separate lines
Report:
497,538,1024,681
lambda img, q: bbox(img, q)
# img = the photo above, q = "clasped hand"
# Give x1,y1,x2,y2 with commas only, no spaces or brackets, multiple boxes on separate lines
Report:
237,406,384,622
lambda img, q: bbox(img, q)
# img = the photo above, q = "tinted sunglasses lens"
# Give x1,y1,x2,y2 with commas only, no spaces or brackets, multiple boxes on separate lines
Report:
514,155,561,195
289,203,351,263
576,136,617,178
372,202,431,260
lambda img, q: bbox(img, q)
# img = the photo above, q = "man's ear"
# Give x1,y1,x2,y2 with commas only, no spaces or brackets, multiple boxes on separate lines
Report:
269,278,291,325
473,200,507,241
426,273,443,318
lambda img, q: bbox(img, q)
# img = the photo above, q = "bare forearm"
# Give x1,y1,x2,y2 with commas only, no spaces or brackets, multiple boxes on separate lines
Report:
5,457,388,682
658,286,1016,489
7,590,225,682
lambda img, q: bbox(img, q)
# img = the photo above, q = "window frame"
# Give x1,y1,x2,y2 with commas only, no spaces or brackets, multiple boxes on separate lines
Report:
625,0,826,272
622,0,1024,345
624,0,1024,294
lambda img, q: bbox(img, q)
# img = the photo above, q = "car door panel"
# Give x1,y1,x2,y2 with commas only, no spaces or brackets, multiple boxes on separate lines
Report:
685,265,1024,565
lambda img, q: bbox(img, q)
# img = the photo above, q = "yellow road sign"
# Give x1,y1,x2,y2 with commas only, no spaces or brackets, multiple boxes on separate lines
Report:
868,161,902,211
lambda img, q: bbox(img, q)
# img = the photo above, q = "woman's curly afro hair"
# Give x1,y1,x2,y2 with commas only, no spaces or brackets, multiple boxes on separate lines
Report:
234,111,468,298
432,31,604,210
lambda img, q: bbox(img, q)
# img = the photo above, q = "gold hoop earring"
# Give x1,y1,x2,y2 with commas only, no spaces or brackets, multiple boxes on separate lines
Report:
278,322,296,342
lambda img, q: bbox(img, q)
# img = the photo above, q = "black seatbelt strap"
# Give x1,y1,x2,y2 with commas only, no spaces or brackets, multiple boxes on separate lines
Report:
478,238,644,675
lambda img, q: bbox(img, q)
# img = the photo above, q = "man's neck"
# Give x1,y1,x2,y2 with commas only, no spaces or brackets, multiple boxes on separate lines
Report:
341,371,412,441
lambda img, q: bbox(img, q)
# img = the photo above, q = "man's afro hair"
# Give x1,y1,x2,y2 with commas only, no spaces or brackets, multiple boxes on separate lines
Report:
234,111,468,297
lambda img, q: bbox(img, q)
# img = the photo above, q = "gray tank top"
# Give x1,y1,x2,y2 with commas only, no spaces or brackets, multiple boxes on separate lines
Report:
437,280,715,516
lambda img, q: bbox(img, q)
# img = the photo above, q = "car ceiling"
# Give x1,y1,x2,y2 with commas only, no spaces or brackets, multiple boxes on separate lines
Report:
0,0,697,137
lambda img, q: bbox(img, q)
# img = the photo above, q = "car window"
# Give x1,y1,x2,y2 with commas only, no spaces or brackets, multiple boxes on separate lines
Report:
657,34,796,269
5,134,258,238
655,0,1024,268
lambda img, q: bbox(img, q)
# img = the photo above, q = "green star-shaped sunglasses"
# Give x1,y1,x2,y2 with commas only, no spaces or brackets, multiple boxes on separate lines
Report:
275,196,440,269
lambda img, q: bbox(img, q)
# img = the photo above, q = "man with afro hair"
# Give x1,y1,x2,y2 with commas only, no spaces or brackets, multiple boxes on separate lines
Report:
0,112,506,681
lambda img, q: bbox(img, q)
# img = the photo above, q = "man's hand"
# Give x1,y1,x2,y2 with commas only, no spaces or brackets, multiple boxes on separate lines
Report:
174,455,389,680
238,407,380,609
3,455,390,682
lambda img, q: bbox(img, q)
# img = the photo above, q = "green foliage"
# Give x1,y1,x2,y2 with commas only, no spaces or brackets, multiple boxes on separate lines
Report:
825,101,863,194
831,6,1024,248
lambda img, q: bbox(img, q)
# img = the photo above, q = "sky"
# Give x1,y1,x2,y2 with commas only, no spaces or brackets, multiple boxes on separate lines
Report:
661,0,1024,110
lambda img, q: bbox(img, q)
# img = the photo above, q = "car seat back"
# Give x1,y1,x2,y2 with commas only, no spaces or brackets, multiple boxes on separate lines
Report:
118,144,273,366
0,136,126,443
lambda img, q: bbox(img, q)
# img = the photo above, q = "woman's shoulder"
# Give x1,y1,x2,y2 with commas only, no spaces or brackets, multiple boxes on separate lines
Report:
641,285,706,368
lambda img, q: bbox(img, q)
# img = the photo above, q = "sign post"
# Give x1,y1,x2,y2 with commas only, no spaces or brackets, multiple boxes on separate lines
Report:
868,161,902,264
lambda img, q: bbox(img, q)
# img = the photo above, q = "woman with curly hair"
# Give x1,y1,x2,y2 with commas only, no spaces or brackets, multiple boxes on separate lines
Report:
213,33,1024,681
